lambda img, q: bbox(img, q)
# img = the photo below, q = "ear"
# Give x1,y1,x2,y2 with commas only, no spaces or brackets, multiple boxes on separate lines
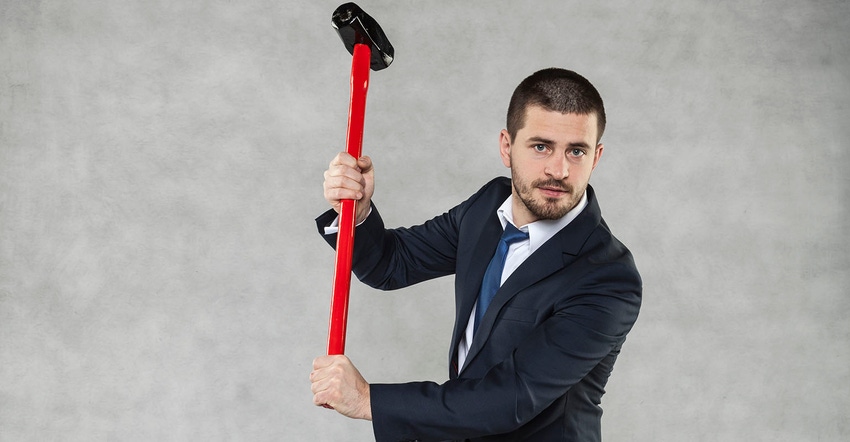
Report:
591,143,604,170
499,129,512,168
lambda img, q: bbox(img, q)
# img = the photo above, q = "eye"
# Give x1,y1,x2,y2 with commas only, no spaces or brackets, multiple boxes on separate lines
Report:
533,144,548,153
570,148,586,157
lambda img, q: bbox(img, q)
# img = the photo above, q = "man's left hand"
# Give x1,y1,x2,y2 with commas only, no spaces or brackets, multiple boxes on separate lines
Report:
311,355,372,421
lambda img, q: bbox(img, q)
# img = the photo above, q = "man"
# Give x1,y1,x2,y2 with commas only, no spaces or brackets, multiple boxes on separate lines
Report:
311,68,641,441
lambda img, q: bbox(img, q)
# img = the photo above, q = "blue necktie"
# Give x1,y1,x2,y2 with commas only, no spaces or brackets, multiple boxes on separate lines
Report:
474,223,528,334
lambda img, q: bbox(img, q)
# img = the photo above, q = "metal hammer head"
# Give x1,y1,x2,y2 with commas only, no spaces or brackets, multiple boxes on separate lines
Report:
332,2,394,71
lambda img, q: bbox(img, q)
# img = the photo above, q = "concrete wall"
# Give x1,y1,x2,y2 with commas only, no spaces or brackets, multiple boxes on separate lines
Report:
1,0,847,440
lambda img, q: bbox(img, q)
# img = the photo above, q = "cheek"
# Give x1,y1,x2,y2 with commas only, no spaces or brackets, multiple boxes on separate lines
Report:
573,166,594,182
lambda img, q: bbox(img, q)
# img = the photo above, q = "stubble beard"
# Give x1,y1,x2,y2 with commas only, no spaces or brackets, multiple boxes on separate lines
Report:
512,170,584,221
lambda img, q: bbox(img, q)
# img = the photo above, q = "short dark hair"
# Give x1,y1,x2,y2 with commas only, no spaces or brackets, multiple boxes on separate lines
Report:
506,68,606,144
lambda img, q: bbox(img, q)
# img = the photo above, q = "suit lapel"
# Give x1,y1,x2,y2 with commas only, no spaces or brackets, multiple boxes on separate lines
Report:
461,236,571,366
460,186,603,370
449,210,502,376
458,214,502,322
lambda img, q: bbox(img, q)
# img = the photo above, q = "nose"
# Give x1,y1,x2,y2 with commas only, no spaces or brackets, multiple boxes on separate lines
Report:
544,154,569,180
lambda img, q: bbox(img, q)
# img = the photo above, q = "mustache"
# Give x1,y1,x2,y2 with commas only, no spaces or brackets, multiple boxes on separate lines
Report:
533,179,572,192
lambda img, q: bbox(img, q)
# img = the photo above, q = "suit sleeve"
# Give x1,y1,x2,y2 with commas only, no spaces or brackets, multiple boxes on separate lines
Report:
315,181,495,290
369,252,642,441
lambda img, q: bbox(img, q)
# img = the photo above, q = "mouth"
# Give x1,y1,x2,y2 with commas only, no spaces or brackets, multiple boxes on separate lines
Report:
536,182,570,198
538,188,568,198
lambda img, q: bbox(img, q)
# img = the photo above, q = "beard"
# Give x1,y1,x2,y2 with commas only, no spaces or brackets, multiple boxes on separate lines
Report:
511,171,585,221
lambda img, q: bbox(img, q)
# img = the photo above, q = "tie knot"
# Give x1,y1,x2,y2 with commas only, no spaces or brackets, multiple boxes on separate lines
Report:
501,222,528,245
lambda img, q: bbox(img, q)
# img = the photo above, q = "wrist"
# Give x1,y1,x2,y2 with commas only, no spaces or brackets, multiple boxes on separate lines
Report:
355,204,373,225
360,383,372,421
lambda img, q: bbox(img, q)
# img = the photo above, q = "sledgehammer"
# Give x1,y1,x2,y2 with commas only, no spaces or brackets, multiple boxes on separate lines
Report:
327,3,394,356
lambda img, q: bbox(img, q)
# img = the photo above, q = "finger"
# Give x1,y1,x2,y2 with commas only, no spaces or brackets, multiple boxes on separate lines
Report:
325,162,358,180
325,163,370,196
310,374,329,394
323,173,363,191
326,167,367,188
314,392,337,410
312,355,334,371
324,166,366,187
330,152,358,169
313,390,332,407
311,375,341,407
324,180,363,201
310,372,334,404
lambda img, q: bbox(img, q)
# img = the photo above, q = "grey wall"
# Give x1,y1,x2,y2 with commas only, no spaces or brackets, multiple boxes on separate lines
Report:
1,0,847,440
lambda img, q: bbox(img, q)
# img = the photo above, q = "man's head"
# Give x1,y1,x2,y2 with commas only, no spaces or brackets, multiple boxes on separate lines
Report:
506,68,606,144
500,68,606,226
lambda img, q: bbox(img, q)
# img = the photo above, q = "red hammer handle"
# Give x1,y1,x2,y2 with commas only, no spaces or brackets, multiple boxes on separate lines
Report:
327,43,372,355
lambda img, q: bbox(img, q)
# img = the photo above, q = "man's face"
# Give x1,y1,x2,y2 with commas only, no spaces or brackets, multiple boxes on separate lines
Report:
500,106,604,226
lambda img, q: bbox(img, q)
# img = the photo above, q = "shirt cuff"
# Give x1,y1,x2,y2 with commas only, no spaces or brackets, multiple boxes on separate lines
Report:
323,206,373,235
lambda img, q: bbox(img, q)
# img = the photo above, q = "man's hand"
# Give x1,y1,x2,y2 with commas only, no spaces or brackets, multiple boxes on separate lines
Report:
311,355,372,421
323,152,374,225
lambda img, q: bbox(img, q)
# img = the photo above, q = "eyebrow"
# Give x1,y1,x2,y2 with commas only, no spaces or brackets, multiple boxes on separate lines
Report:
527,136,592,149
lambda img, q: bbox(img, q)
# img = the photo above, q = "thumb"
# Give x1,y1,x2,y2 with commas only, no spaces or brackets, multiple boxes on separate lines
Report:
357,156,373,174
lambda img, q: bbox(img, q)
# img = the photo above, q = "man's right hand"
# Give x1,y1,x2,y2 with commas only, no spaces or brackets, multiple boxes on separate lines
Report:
323,152,374,225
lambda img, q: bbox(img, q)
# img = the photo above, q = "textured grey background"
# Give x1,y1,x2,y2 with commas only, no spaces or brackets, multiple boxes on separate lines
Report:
1,0,848,440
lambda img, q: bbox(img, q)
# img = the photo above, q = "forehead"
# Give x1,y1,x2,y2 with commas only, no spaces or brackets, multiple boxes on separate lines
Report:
519,106,598,144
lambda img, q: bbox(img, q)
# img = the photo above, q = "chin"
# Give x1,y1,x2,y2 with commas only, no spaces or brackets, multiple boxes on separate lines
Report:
530,201,573,221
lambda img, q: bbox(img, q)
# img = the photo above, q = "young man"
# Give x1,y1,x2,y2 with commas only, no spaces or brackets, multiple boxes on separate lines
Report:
311,68,642,441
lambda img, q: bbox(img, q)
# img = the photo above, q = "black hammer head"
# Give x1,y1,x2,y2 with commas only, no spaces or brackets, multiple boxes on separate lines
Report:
332,2,394,71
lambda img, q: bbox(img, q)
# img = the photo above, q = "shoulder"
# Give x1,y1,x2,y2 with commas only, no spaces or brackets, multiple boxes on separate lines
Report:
582,214,642,298
456,176,512,214
571,187,641,284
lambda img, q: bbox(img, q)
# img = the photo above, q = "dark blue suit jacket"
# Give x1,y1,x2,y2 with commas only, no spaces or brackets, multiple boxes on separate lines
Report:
316,177,641,441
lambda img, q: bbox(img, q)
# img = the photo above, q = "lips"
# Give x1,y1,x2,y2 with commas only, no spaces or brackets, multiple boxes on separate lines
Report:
535,180,571,198
538,186,569,198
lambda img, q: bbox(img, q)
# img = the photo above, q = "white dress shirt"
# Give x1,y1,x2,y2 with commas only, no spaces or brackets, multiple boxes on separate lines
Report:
456,192,588,372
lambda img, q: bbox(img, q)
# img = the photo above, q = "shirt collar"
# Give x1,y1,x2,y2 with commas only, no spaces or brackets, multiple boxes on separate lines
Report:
496,190,589,254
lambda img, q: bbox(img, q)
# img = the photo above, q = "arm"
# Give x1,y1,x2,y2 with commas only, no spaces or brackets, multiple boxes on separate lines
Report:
308,289,638,442
311,154,469,423
318,150,462,289
317,179,505,291
370,260,642,441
